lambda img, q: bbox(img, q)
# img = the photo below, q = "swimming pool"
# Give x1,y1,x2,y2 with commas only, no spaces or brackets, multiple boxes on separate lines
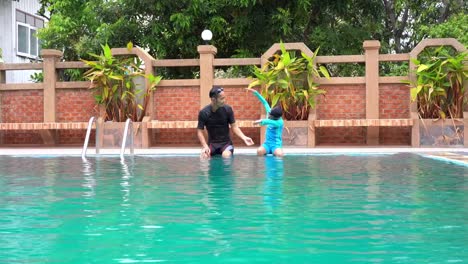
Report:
0,154,467,263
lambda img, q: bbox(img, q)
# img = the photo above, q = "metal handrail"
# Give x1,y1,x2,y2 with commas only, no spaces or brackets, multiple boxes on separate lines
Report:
120,118,134,159
81,117,96,159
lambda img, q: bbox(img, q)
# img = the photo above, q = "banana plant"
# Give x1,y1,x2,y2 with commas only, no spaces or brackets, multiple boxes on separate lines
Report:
82,42,162,122
249,42,330,120
406,47,467,119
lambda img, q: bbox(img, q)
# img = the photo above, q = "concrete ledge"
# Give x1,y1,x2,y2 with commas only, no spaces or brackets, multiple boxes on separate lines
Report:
314,119,413,127
0,122,92,130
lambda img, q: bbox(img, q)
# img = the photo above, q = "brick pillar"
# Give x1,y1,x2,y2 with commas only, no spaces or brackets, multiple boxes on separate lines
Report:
40,49,62,145
363,40,380,145
0,62,4,124
197,45,217,109
41,49,62,122
0,65,5,85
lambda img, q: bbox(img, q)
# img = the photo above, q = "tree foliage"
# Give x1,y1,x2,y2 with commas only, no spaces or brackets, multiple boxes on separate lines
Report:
382,0,467,52
36,0,467,66
420,12,468,47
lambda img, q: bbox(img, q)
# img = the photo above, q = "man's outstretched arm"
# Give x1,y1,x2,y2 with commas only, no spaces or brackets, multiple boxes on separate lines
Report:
231,122,254,146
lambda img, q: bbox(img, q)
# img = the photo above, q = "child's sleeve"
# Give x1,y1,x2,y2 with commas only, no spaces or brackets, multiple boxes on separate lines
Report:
252,90,271,115
260,118,283,128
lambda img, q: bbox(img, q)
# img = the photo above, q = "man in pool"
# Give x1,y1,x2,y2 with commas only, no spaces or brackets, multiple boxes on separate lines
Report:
246,88,284,157
197,86,254,158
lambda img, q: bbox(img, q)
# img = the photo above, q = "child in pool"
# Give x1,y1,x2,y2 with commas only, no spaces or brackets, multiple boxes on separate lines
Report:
246,88,284,157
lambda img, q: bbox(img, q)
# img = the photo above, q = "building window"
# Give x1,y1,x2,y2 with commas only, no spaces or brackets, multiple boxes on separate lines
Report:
16,10,43,59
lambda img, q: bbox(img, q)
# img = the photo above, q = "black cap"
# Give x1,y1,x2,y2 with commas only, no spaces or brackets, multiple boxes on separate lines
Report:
209,86,224,98
269,106,282,118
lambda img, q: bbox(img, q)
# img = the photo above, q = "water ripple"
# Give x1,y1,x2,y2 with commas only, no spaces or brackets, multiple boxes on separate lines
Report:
0,154,467,263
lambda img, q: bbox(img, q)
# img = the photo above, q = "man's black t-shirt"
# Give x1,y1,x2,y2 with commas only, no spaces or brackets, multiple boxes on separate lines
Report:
197,104,235,144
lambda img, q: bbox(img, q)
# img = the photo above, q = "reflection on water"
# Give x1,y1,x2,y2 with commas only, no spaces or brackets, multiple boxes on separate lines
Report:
119,157,134,204
0,154,467,263
81,158,96,198
263,156,284,211
200,157,236,256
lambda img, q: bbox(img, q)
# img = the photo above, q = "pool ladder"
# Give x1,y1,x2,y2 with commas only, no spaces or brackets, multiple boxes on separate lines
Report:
81,117,96,158
120,118,135,159
81,117,135,159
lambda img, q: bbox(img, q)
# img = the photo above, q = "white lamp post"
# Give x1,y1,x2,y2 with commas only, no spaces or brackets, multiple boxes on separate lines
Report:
201,29,213,45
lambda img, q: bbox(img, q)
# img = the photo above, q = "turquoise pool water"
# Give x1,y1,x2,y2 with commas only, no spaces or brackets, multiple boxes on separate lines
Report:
0,154,467,263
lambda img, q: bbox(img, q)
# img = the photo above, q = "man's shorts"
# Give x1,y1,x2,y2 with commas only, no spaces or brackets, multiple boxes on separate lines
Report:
209,142,234,156
262,142,281,154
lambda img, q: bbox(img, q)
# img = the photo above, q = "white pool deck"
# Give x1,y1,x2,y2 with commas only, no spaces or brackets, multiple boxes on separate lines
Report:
1,146,468,165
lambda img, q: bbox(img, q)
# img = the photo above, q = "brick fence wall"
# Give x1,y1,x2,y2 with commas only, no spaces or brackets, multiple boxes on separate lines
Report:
317,85,366,145
379,84,411,145
56,89,96,145
152,85,262,146
1,39,464,147
1,90,44,144
0,83,410,146
153,86,200,146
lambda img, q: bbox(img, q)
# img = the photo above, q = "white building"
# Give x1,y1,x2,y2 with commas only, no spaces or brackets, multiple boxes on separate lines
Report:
0,0,45,83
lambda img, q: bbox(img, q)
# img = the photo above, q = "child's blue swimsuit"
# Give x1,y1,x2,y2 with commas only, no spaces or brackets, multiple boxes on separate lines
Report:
252,91,284,154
